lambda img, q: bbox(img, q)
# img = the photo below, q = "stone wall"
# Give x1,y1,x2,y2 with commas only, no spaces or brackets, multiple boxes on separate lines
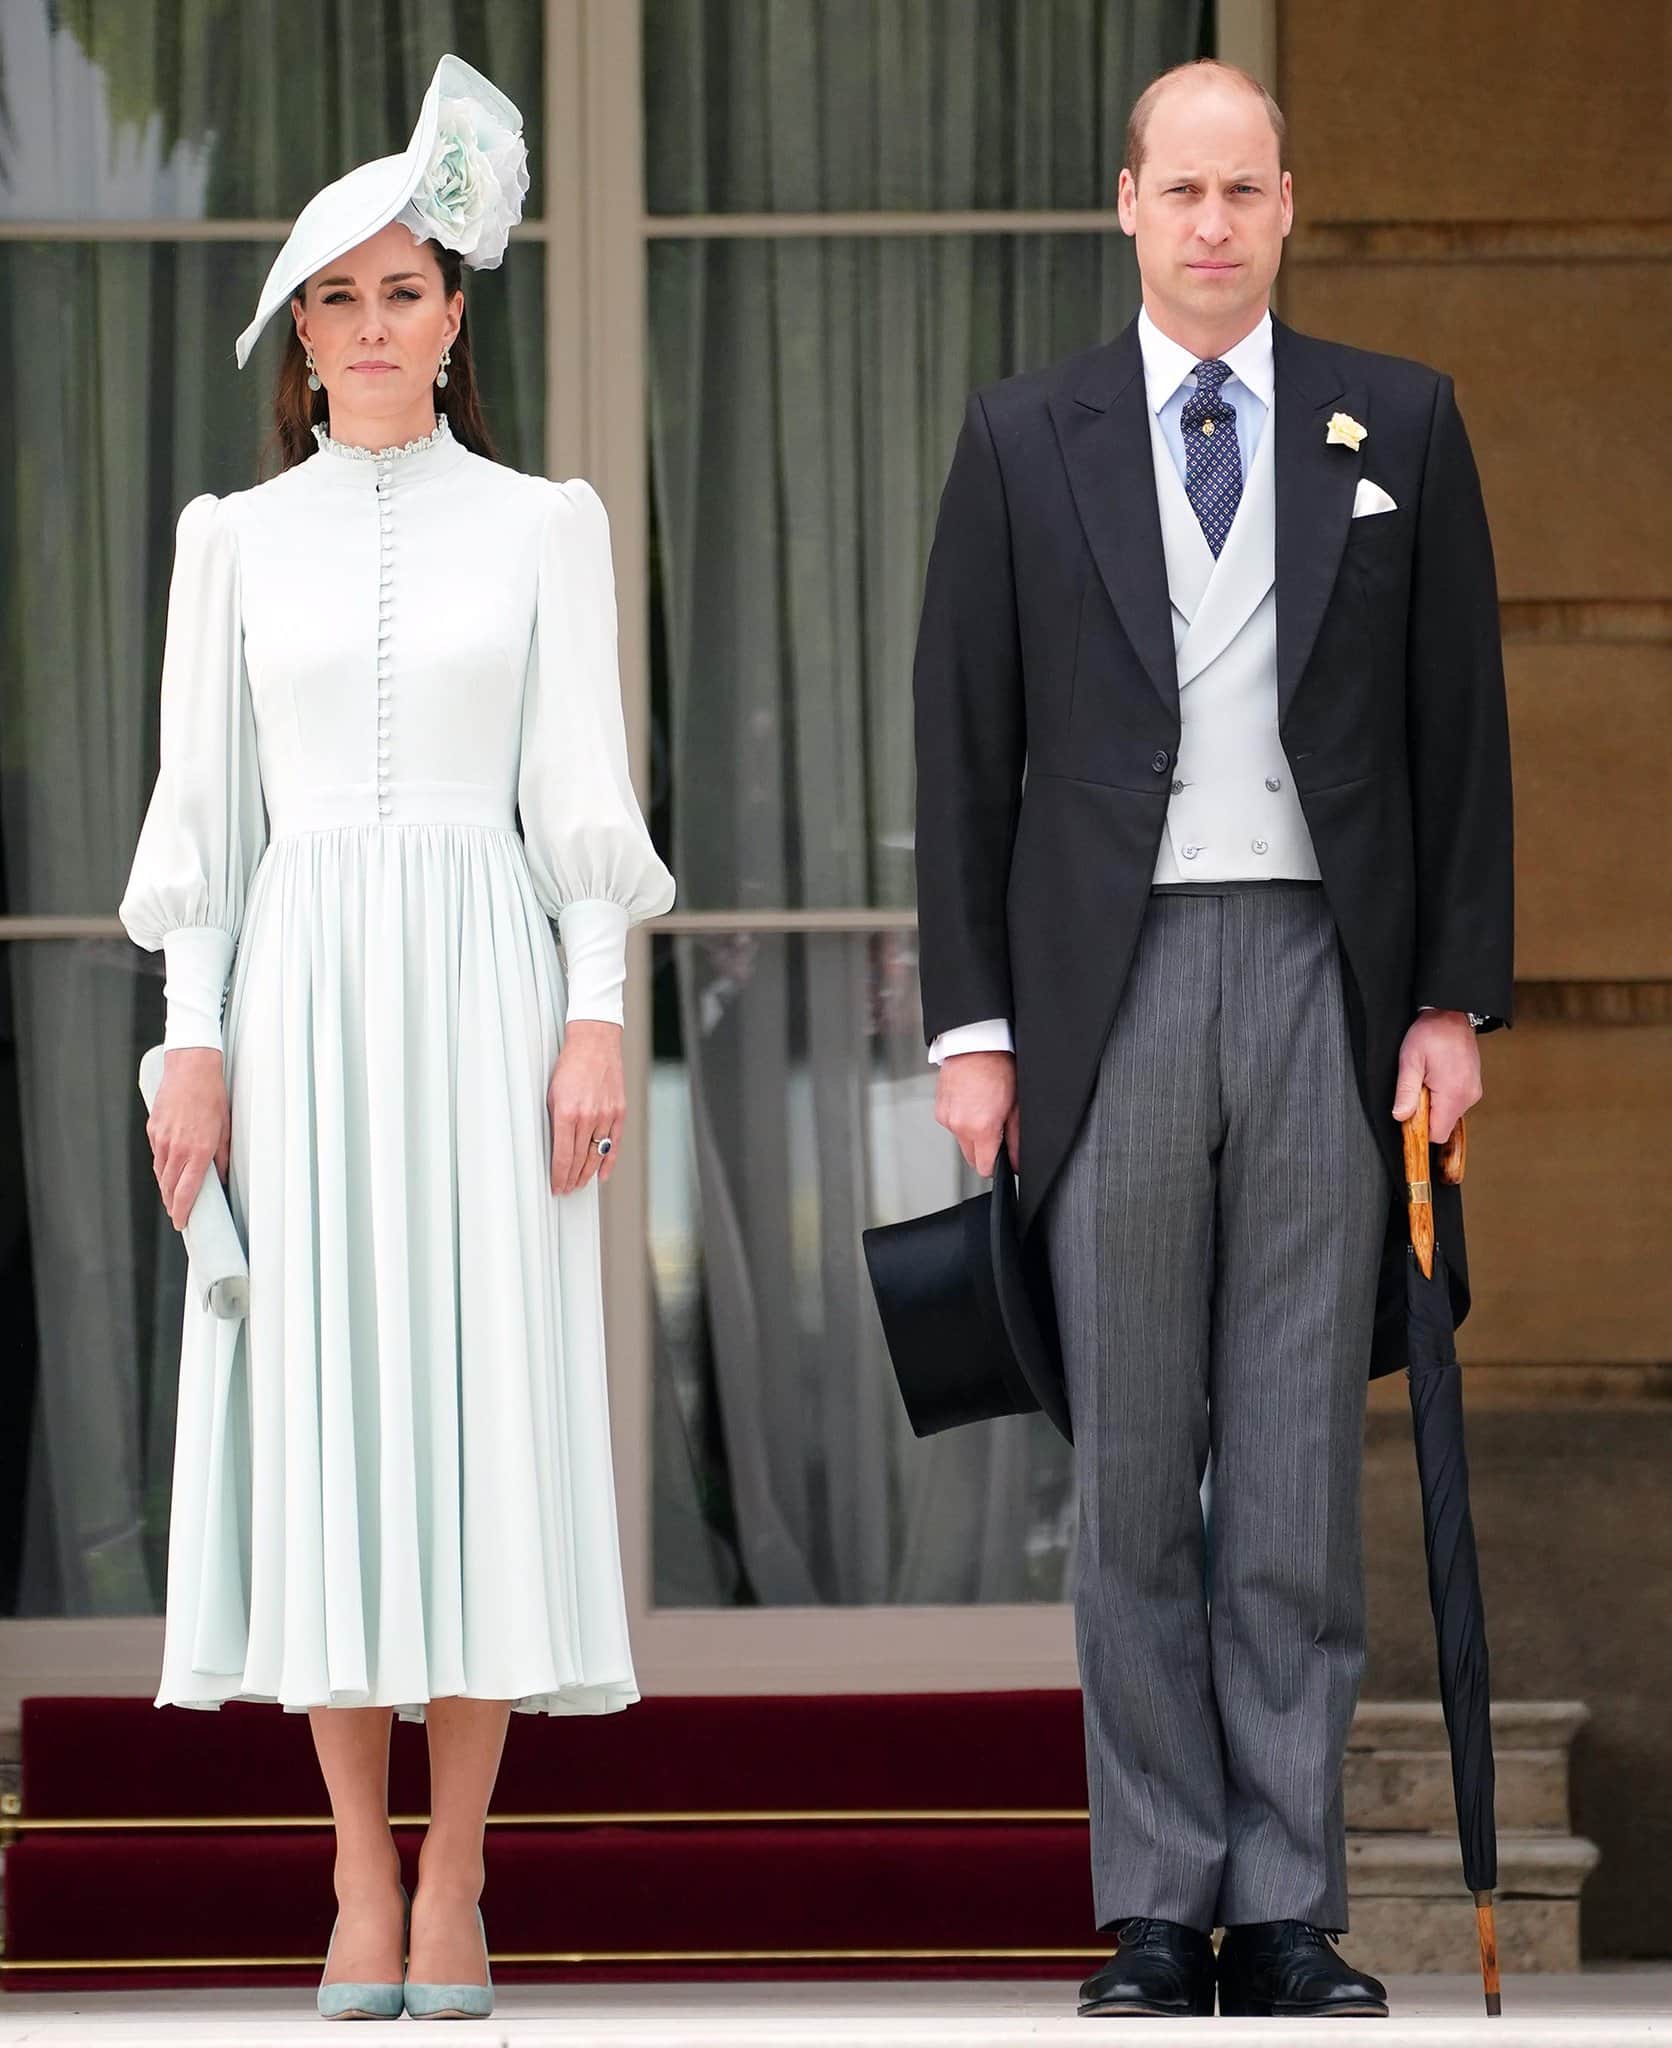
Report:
1274,0,1672,1959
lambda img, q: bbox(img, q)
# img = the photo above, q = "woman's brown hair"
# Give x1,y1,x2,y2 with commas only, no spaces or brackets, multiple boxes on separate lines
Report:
266,242,498,473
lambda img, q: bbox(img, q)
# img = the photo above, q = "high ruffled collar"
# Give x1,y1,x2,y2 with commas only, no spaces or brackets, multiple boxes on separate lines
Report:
311,415,453,464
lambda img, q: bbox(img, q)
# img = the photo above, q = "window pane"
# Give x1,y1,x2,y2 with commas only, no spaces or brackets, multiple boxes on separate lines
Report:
647,232,1137,912
0,0,544,221
0,239,545,916
648,927,1076,1607
0,938,181,1617
644,0,1205,215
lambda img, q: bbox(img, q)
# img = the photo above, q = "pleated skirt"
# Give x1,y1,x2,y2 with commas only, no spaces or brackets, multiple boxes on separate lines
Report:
155,822,638,1722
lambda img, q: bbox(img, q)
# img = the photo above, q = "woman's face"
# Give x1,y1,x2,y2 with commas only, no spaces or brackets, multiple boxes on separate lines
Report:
292,222,463,417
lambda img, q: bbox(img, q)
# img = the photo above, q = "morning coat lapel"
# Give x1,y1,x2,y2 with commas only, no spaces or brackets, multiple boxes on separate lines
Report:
1273,315,1367,724
1048,320,1177,717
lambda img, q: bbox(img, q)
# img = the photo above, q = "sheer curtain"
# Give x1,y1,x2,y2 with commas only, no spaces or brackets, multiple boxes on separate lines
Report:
0,0,542,1615
645,0,1204,1606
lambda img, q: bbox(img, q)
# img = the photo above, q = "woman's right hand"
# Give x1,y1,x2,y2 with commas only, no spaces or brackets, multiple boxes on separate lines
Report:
148,1048,231,1230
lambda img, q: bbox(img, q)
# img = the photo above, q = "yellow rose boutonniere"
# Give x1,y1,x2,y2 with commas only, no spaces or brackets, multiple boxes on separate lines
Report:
1326,411,1368,450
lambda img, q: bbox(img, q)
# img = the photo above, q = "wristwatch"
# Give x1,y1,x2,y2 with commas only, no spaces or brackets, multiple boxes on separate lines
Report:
1422,1006,1497,1032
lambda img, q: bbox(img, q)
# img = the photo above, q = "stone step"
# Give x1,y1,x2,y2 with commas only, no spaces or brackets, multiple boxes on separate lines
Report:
1350,1703,1592,1752
2,1698,1601,1979
0,1979,1667,2042
1347,1830,1600,1976
1350,1829,1600,1898
1345,1702,1588,1836
1344,1695,1590,1761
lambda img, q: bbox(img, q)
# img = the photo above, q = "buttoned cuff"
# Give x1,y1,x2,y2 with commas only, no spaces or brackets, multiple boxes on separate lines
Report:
161,927,235,1052
558,899,631,1026
928,1017,1015,1066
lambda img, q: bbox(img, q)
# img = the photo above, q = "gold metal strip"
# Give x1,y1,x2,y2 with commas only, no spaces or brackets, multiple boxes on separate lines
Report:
6,1806,1090,1833
1406,1179,1432,1203
0,1945,1105,1972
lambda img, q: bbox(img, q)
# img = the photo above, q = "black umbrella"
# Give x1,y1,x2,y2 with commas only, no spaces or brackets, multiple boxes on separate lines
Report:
1404,1084,1501,2016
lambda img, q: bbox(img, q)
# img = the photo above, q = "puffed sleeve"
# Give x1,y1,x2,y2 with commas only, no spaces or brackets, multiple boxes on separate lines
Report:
118,494,267,1052
518,478,676,1026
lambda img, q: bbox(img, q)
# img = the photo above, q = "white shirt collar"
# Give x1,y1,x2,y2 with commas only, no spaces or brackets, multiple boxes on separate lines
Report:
1137,303,1274,415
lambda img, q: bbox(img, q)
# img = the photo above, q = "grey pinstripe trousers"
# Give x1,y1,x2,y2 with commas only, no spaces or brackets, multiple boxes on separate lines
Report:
1041,882,1389,1934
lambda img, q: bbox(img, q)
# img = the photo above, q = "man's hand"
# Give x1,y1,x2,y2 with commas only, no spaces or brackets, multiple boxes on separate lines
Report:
935,1049,1019,1177
1392,1009,1482,1143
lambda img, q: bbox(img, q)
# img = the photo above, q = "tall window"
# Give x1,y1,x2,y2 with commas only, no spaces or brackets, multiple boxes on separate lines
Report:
641,0,1207,1607
0,0,1208,1660
0,0,546,1619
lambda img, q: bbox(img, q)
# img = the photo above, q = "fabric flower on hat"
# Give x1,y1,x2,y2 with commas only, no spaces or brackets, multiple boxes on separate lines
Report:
398,93,529,268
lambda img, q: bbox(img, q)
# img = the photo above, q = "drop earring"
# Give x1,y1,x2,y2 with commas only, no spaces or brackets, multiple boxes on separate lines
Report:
305,351,321,393
436,348,452,390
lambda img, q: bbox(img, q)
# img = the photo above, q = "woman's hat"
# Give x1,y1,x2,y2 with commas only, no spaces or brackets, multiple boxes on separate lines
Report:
862,1141,1072,1443
235,53,529,369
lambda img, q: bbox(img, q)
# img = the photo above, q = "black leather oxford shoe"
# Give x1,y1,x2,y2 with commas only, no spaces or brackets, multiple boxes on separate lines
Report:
1216,1920,1389,2018
1077,1917,1216,2018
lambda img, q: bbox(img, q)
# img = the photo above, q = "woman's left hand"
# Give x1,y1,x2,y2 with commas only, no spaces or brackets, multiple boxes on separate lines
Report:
548,1020,626,1194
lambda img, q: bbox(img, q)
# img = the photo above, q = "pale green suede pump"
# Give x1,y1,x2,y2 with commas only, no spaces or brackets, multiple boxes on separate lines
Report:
316,1884,409,2022
404,1905,494,2021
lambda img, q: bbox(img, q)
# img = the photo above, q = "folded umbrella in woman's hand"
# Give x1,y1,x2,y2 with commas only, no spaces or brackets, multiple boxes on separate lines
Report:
137,1046,249,1321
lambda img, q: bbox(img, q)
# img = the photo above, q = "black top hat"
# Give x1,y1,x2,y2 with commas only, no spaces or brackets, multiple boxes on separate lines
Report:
861,1141,1071,1444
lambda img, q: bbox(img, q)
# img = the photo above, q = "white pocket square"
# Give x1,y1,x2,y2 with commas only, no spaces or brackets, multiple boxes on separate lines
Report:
1352,477,1398,518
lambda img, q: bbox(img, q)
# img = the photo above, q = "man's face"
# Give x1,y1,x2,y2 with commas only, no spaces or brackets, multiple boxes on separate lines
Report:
1117,78,1292,336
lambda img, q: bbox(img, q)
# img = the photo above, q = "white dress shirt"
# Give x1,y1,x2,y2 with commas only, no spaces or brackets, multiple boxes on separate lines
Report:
929,307,1275,1067
1142,303,1272,493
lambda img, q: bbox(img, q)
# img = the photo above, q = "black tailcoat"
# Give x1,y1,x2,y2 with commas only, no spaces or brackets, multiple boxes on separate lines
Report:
912,313,1514,1376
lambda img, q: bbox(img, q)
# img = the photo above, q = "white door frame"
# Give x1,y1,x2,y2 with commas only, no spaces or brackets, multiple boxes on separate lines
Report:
580,0,1272,1698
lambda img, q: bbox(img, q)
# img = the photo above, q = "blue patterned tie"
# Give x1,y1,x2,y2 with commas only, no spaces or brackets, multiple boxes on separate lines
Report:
1181,358,1243,557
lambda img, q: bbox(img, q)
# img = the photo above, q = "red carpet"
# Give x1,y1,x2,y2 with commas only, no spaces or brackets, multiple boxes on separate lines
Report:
4,1693,1104,1991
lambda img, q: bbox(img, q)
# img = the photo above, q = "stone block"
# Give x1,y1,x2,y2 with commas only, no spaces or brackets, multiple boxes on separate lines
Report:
1344,1702,1587,1835
1347,1831,1599,1974
1347,1893,1581,1977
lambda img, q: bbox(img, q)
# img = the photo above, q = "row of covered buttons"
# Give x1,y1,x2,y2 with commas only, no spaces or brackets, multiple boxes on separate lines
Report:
375,458,394,815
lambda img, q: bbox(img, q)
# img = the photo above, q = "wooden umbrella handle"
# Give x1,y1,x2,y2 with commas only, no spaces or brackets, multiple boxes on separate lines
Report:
1475,1891,1503,2016
1404,1085,1467,1281
1439,1111,1467,1187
